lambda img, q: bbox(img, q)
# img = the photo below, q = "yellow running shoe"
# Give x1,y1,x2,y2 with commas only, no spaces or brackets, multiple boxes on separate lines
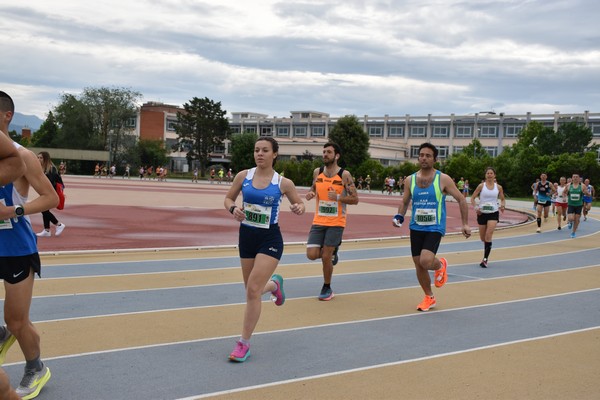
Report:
16,365,51,400
0,328,16,365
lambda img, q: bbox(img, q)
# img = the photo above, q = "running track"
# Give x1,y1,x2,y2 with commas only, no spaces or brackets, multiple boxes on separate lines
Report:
1,177,598,399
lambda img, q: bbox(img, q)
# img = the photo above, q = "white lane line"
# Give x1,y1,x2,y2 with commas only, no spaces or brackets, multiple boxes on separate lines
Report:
35,242,600,281
6,288,597,367
25,262,600,302
179,325,600,400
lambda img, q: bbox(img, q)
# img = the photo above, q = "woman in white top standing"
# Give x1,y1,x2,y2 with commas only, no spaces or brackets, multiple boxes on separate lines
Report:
470,167,506,268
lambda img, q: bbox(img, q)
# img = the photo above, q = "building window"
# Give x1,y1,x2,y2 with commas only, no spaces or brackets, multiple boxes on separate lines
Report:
276,127,289,137
368,126,383,138
453,146,464,154
479,126,498,138
301,113,310,118
165,138,179,151
230,126,240,134
125,117,137,128
166,118,177,131
591,123,600,137
410,146,421,158
504,125,523,138
388,126,404,137
260,127,272,136
409,126,426,137
437,145,448,158
312,126,325,137
244,126,256,134
455,126,472,138
432,126,449,138
483,146,498,157
213,144,225,154
294,126,307,137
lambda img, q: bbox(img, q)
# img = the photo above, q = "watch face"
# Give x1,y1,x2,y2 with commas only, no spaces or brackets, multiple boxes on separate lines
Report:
15,206,24,216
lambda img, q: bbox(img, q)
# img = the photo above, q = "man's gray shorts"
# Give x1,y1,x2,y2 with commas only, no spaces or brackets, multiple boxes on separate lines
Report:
307,225,344,248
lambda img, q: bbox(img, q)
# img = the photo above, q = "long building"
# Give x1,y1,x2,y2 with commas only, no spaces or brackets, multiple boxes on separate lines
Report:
137,102,600,172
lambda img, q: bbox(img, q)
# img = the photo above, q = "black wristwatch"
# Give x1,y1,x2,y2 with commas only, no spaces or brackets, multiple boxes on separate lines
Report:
14,205,25,217
229,205,237,214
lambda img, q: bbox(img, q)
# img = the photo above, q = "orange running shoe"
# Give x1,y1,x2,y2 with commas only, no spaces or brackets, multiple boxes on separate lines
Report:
435,258,448,288
417,295,436,311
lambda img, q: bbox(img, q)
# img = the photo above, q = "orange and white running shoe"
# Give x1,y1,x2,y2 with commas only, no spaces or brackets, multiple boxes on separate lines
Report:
417,295,436,311
434,258,448,288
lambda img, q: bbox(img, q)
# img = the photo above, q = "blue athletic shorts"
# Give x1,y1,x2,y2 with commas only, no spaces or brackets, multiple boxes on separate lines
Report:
238,224,284,260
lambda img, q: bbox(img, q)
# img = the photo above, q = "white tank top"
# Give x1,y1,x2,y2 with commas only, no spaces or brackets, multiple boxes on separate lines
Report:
556,185,567,203
479,182,499,213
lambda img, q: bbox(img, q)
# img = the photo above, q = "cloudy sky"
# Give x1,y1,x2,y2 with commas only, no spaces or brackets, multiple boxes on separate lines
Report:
2,0,599,120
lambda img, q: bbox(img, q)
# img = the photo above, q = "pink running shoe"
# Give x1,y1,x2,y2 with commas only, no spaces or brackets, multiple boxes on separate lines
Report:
229,341,250,362
270,274,285,306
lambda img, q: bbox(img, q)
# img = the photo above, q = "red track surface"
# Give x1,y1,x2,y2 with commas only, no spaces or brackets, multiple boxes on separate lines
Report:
33,176,529,252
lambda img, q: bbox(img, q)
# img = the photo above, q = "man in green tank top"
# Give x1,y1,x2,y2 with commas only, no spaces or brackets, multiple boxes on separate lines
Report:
564,173,589,238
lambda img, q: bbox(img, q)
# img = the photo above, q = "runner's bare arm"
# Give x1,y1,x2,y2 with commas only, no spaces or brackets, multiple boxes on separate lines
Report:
498,184,506,212
0,131,25,186
305,168,319,201
396,175,412,216
17,148,58,216
442,173,471,238
340,170,358,205
281,177,305,215
224,170,247,221
470,183,484,209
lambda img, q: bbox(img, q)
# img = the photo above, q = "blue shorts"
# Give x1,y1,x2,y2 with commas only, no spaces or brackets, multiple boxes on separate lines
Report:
238,224,284,260
583,196,592,204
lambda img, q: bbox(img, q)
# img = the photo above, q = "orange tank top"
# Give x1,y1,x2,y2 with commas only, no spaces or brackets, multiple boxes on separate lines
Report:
312,167,347,227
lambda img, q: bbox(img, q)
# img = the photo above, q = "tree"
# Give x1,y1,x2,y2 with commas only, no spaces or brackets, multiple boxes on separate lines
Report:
137,139,169,167
53,87,141,157
327,115,370,170
175,97,230,176
53,93,97,150
80,87,142,163
229,132,258,172
31,111,60,147
461,138,488,159
559,121,596,154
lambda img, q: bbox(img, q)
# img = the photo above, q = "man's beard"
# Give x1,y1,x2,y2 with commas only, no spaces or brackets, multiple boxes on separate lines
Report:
323,159,334,166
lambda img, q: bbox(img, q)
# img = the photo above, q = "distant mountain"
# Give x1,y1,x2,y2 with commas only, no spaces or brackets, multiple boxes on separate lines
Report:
11,112,44,134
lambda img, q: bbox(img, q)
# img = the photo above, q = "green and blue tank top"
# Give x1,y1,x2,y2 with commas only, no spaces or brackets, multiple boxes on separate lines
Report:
409,170,446,235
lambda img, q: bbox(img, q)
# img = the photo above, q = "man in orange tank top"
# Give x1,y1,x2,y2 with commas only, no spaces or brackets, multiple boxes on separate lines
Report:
305,142,359,301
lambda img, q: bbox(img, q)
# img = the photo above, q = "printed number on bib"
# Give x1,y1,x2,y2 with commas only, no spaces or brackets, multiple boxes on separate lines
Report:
415,208,437,225
481,202,496,213
0,199,13,230
318,200,338,217
570,193,580,201
242,203,271,229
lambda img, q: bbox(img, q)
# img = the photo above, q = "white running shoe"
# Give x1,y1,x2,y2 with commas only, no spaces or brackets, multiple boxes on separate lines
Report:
36,230,51,237
55,223,66,236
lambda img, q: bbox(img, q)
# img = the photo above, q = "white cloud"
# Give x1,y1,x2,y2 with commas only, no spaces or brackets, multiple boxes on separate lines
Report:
1,0,599,119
